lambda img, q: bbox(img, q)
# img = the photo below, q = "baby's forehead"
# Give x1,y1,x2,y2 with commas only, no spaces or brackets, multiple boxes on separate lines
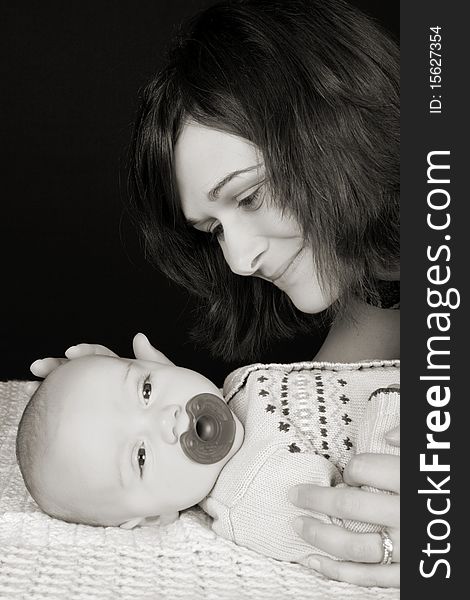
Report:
45,355,129,411
55,354,128,382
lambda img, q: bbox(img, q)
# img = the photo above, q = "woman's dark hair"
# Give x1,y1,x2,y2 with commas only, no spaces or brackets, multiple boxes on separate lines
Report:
127,0,399,361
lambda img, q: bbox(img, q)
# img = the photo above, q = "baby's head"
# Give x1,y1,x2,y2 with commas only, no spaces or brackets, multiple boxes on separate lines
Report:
16,354,244,528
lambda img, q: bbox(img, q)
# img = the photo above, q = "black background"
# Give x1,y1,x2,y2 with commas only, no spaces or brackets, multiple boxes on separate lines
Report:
1,1,398,385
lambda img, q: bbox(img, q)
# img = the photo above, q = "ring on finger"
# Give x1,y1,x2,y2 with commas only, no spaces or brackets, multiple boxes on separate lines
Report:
380,528,394,565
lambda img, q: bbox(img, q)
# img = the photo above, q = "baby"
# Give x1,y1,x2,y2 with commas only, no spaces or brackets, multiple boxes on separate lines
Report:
17,344,399,565
17,352,244,530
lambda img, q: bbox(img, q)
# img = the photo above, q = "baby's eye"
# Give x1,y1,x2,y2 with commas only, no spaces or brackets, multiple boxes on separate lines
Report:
142,375,152,403
137,443,146,477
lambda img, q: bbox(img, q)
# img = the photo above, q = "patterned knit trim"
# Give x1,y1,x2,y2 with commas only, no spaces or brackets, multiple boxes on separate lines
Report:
224,360,400,403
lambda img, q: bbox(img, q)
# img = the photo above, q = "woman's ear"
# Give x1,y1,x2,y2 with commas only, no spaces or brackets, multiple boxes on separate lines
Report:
119,516,145,530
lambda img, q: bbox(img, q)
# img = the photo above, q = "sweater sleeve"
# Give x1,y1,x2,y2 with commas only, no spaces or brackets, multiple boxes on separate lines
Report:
202,444,343,564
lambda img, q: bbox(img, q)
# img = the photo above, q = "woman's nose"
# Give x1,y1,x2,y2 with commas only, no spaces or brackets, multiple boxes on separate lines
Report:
221,227,268,277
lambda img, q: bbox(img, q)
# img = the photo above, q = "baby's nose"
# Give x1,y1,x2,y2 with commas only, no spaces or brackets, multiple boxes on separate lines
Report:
158,405,189,444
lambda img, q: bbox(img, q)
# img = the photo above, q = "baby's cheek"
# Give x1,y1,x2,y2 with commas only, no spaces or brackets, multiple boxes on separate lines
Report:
124,486,157,516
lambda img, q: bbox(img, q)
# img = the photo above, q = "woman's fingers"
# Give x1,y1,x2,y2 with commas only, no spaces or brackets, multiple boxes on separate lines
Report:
65,343,118,358
25,381,41,396
30,357,67,378
385,425,400,447
289,485,399,527
344,453,400,493
308,556,400,588
294,517,400,563
30,337,173,383
385,386,400,447
132,333,175,365
30,343,119,380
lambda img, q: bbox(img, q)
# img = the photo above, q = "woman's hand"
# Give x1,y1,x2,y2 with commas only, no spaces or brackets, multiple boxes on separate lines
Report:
289,449,400,588
28,333,172,393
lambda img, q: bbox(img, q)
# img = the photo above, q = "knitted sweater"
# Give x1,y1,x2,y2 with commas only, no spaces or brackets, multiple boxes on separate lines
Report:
201,360,400,566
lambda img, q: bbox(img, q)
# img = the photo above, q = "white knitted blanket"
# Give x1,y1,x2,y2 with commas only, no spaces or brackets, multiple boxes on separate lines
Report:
0,381,399,600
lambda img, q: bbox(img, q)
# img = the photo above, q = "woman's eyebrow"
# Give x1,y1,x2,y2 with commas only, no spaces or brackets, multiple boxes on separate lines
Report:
185,164,263,228
208,163,262,201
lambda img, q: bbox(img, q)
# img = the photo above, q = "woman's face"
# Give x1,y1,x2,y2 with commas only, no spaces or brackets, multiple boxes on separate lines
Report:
174,122,338,313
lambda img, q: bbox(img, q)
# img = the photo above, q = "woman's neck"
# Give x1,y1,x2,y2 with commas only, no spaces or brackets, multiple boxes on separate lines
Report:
314,300,400,363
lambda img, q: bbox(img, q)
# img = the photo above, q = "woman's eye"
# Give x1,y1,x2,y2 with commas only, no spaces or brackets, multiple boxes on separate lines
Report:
142,376,152,403
237,186,263,210
137,443,146,477
207,185,264,242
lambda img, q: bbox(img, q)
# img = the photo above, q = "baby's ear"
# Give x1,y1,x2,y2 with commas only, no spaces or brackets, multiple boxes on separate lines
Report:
119,517,145,530
118,513,179,530
159,511,179,526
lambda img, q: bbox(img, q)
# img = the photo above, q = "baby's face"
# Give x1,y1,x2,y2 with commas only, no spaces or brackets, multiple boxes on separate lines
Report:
39,355,244,527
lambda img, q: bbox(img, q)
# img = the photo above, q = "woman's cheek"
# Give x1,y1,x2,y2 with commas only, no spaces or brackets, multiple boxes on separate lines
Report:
277,257,338,314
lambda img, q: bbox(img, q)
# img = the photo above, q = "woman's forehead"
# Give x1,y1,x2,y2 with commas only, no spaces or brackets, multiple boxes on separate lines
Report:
174,122,260,205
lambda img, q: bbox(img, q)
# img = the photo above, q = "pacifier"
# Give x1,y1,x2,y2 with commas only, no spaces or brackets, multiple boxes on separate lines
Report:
179,393,236,464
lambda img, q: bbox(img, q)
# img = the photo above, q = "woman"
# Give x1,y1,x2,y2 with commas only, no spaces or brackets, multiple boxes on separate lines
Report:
127,0,400,587
34,0,400,588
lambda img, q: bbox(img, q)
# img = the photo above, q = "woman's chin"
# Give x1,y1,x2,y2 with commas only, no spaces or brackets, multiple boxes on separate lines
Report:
291,300,326,314
287,291,335,315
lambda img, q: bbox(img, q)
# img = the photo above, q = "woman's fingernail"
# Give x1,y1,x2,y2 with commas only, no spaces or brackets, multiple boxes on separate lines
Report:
308,557,321,571
293,517,304,536
385,429,400,444
288,486,298,504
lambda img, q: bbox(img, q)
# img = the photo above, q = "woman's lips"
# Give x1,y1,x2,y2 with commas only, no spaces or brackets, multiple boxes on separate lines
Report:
269,248,304,282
